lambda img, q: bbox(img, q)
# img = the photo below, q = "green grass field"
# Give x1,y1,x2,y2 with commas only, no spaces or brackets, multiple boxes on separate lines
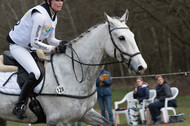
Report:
7,89,190,126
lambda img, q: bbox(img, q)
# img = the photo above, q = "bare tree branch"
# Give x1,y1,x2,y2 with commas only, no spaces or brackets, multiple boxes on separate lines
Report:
6,0,19,21
133,0,190,47
0,34,5,39
64,0,78,36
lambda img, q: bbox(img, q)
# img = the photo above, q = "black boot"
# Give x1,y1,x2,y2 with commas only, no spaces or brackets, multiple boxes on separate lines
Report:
13,72,37,119
12,101,27,119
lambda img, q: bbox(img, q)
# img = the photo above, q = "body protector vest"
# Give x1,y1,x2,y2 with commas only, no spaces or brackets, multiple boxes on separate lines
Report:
9,4,57,51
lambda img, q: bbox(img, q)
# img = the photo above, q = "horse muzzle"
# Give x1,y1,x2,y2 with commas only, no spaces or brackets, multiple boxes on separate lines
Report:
127,56,147,74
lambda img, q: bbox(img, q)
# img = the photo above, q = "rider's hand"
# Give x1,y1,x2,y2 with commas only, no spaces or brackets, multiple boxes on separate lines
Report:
59,40,69,45
55,44,66,53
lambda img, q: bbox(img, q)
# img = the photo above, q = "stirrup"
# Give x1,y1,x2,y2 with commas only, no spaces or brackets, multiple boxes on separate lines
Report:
13,104,27,119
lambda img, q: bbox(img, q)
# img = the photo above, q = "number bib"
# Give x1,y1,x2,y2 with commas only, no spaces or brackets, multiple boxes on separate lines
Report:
56,86,65,94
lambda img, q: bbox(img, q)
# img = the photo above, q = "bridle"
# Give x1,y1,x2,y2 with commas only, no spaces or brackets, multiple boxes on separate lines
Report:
108,24,141,68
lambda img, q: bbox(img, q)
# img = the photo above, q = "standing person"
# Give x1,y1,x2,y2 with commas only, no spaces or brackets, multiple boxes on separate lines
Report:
7,0,67,119
96,65,113,123
148,75,177,125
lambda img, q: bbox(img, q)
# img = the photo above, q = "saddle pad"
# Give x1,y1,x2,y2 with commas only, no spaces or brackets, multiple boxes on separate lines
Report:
0,71,43,94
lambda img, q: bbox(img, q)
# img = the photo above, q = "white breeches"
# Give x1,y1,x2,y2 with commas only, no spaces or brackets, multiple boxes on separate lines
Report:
9,44,40,80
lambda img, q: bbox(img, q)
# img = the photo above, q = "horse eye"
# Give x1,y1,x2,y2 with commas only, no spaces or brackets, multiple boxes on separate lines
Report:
118,36,125,41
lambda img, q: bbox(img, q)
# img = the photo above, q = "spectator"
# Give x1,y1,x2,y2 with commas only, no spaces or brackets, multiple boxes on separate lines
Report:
96,65,113,123
72,121,81,126
133,77,149,105
127,77,149,125
148,75,177,125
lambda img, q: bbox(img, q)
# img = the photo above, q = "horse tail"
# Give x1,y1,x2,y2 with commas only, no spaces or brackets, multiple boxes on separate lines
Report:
0,118,7,126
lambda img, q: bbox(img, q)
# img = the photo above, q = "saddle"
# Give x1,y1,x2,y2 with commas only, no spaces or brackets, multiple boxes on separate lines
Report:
0,50,47,123
1,50,46,88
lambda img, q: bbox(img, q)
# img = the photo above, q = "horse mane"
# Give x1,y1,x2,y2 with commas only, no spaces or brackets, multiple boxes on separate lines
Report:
70,16,122,43
70,22,106,43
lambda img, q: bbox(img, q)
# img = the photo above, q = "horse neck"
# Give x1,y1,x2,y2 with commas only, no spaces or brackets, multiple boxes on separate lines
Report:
72,23,108,63
73,24,108,64
70,23,109,86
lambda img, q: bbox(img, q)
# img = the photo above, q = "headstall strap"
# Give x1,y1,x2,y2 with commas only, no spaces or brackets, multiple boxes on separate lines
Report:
108,24,141,66
110,27,129,33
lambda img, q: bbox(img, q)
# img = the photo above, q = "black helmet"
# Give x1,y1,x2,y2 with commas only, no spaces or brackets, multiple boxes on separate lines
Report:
44,0,51,5
44,0,56,13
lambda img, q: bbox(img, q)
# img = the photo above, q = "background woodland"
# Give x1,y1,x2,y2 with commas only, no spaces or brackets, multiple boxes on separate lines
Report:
0,0,189,76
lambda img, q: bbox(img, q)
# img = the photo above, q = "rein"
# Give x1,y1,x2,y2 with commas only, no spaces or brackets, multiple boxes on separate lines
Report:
40,52,96,99
44,23,141,99
63,25,141,67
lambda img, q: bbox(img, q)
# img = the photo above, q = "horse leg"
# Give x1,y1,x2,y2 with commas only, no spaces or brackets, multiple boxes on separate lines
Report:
80,108,113,126
0,118,7,126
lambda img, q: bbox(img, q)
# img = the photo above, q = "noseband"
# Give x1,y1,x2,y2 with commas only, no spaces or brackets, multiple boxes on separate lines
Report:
108,24,141,67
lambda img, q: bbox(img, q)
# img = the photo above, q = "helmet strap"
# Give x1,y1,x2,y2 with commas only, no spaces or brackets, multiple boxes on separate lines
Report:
47,0,57,14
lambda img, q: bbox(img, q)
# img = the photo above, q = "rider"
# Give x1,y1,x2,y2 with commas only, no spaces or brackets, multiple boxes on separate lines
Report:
7,0,65,119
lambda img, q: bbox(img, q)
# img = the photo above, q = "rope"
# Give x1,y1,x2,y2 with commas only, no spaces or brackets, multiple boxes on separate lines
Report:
112,71,190,79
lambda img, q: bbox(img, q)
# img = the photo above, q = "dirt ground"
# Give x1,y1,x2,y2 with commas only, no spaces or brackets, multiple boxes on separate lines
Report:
112,74,190,96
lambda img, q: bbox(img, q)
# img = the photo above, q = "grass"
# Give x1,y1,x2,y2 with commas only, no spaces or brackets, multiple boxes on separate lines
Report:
7,89,190,126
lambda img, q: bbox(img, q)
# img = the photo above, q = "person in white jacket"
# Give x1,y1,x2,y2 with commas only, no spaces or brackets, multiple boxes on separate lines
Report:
7,0,65,119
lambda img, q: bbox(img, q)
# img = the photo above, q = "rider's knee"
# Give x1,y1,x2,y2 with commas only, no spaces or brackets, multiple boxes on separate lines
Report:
30,70,40,80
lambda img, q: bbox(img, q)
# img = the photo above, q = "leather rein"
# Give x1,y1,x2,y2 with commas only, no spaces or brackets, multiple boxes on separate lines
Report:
41,24,141,99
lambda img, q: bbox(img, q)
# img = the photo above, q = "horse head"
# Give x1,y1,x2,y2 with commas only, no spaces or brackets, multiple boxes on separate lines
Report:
104,9,147,74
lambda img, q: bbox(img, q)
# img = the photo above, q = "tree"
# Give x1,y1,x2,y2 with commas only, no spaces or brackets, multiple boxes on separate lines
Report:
0,0,189,75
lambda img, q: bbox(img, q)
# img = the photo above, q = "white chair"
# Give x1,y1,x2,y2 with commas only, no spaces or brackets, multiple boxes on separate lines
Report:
160,87,179,123
139,89,156,124
114,91,137,126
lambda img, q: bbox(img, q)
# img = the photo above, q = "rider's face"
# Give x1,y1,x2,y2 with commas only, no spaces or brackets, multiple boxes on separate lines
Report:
50,0,63,13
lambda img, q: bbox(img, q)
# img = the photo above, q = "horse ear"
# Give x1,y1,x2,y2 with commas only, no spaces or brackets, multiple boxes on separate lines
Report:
120,9,129,23
104,12,115,26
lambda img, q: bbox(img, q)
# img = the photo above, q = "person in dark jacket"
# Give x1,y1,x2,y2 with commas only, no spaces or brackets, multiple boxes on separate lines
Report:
148,75,177,125
133,77,149,105
96,65,113,123
127,77,149,125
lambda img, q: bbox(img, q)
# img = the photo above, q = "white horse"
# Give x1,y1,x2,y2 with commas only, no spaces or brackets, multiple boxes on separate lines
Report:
0,10,147,126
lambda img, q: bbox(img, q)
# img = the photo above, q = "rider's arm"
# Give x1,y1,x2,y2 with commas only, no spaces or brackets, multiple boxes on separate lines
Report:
47,27,61,46
30,12,54,52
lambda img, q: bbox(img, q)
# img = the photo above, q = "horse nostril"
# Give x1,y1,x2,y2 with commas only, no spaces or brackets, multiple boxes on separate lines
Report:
138,66,144,71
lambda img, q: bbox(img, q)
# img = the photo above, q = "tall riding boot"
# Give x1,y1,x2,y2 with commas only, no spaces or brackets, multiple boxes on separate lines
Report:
13,72,37,119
